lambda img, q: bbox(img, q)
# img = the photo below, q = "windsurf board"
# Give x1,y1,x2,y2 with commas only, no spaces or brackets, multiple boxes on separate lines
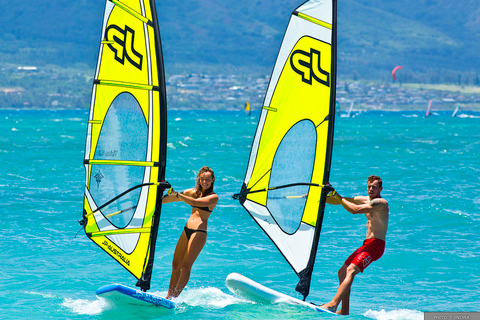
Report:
226,273,336,315
96,284,175,309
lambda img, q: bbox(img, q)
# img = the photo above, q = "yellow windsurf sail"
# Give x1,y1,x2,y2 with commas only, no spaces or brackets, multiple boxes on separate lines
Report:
80,0,169,292
244,102,251,115
233,0,337,300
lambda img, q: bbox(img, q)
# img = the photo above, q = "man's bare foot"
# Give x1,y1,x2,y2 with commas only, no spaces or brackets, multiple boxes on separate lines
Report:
336,309,349,315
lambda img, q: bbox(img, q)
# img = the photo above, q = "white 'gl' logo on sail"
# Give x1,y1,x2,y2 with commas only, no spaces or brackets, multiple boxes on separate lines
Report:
290,48,329,86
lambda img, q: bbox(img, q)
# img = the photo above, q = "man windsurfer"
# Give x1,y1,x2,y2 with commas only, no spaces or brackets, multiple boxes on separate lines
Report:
321,175,389,315
162,166,218,300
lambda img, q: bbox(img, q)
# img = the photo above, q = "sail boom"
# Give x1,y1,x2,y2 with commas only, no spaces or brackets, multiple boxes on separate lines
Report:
83,181,170,218
233,182,324,199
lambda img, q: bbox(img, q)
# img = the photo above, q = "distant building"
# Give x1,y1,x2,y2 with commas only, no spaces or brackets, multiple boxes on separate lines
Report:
0,87,25,94
17,66,38,71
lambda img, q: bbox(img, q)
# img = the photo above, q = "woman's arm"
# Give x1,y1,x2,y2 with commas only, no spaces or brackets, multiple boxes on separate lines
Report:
176,191,218,207
161,188,185,204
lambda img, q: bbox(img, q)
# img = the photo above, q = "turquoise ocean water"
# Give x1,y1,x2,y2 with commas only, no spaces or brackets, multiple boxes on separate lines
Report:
1,108,479,319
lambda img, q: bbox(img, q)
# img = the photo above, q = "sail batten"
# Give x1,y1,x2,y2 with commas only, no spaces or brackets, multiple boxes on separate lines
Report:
262,106,277,112
85,160,159,166
295,12,332,29
235,0,337,300
94,79,160,91
82,0,168,292
110,0,150,24
89,228,150,237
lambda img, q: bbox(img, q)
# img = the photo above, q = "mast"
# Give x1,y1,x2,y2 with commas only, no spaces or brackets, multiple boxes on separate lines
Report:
136,0,168,291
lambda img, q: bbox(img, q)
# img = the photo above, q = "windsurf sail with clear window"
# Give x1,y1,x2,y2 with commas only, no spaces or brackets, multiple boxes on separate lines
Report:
233,0,337,300
80,0,169,292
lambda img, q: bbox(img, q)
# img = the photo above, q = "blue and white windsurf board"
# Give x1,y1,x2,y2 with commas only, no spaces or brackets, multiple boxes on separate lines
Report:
96,284,175,309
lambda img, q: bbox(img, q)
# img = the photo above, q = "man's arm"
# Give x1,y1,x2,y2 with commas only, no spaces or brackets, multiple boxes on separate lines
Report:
326,191,341,205
335,193,387,214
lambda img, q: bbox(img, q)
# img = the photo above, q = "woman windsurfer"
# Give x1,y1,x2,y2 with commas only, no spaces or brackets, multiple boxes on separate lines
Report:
162,166,218,299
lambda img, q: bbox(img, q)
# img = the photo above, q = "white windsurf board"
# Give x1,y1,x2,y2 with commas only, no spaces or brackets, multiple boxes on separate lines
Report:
225,273,336,315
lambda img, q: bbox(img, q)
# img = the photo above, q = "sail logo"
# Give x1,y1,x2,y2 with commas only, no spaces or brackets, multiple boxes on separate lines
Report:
105,24,143,70
97,149,118,158
290,48,329,86
102,240,130,266
132,291,172,307
94,169,104,188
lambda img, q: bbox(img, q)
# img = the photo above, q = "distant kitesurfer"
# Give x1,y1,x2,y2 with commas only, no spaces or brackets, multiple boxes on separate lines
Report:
162,166,218,299
321,175,389,315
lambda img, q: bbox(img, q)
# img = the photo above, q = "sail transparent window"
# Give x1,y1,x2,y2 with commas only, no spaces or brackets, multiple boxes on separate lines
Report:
268,120,316,234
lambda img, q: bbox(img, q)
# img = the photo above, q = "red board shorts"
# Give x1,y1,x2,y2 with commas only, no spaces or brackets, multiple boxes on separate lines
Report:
344,238,385,272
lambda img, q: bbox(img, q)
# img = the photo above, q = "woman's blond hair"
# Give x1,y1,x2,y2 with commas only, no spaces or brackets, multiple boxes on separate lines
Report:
195,166,215,198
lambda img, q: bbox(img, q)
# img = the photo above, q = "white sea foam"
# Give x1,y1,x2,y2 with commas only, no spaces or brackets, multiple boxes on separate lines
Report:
364,308,423,320
62,297,108,315
169,287,247,309
7,173,35,181
25,291,55,299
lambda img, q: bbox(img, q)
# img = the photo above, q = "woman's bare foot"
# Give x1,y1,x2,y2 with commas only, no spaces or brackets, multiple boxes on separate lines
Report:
319,303,336,313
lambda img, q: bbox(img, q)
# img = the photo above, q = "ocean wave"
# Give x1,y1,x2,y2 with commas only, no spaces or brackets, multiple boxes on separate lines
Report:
364,308,423,320
170,287,246,309
62,297,107,315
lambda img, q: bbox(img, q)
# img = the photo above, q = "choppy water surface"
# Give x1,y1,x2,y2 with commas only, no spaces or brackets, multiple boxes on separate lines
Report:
0,109,478,319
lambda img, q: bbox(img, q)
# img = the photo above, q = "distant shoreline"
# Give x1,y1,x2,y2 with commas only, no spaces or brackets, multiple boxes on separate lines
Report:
340,103,480,112
1,106,480,112
2,65,480,111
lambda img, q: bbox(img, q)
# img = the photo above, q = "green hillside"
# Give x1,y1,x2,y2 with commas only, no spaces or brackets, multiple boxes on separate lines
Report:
336,0,480,82
1,0,480,109
1,0,479,79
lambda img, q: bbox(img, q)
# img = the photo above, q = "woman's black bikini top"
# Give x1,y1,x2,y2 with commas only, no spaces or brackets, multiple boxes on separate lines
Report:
191,205,213,213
